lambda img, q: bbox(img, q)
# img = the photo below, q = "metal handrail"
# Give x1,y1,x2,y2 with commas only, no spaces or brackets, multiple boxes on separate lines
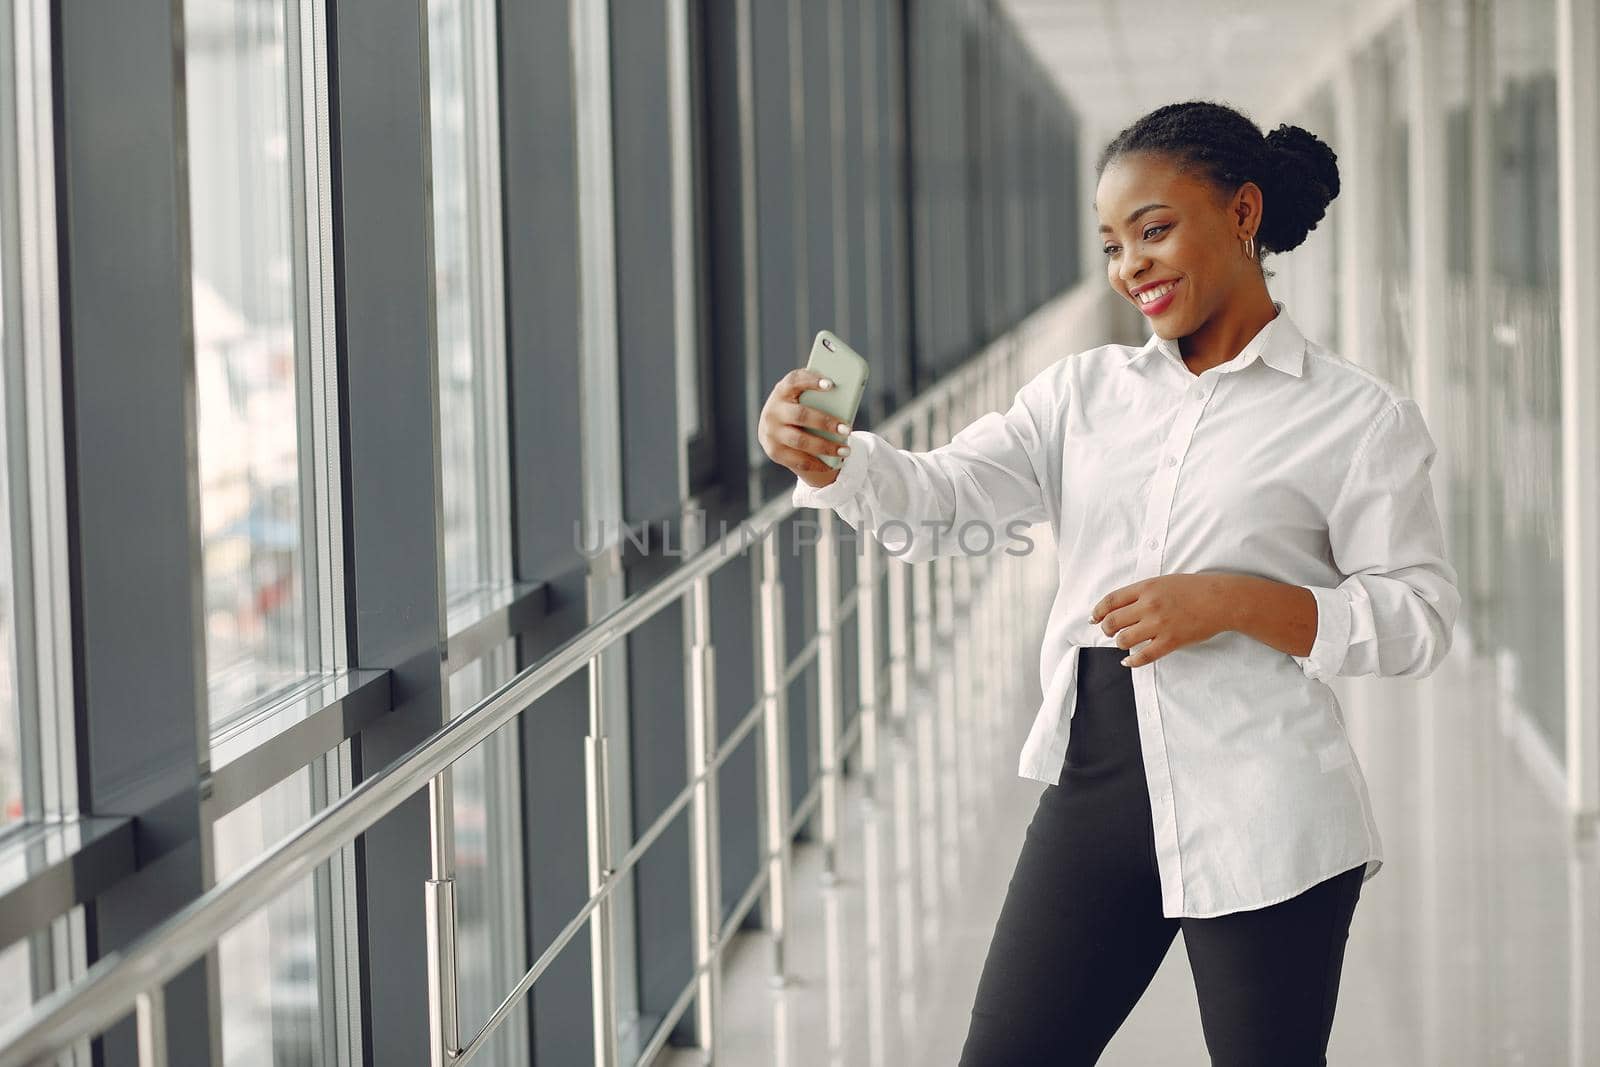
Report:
0,295,1063,1067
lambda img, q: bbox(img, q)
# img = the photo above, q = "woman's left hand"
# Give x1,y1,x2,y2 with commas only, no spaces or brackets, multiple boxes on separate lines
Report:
1088,573,1236,667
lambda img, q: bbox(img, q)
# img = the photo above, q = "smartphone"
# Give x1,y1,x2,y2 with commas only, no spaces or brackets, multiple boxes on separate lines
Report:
798,330,869,469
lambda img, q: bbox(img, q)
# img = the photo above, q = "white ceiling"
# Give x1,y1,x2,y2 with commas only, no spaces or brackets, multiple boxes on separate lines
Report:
998,0,1402,142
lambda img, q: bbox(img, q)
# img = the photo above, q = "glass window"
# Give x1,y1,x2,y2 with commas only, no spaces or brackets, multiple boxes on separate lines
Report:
214,750,361,1065
186,0,342,726
428,0,511,608
447,645,528,1064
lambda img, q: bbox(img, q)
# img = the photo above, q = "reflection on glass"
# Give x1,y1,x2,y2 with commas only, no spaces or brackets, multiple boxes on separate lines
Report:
428,0,507,604
1272,86,1340,352
186,0,312,722
1438,0,1481,659
1488,0,1563,757
1373,27,1413,398
215,754,359,1066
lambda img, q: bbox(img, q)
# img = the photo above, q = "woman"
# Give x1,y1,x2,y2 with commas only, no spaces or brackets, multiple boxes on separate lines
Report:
760,100,1459,1066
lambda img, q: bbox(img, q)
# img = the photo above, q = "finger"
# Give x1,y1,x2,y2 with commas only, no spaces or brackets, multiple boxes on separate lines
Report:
783,368,836,400
1090,585,1137,624
771,440,833,475
777,424,849,460
779,399,851,437
1114,621,1157,653
1122,636,1160,667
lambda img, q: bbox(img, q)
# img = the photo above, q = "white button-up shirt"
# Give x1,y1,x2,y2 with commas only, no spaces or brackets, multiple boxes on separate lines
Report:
791,300,1460,918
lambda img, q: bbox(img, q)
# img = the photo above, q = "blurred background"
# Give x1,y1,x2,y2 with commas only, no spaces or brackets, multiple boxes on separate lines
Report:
0,0,1596,1064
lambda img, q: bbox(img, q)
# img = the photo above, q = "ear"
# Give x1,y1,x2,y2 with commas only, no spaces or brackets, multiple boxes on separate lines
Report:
1232,181,1263,233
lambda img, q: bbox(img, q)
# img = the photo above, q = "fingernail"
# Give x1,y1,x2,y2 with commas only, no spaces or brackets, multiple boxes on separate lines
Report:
819,378,833,389
1121,656,1132,667
836,422,850,434
837,446,850,457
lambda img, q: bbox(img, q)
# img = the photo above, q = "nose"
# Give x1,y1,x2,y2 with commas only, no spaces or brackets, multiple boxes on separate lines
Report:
1119,249,1151,291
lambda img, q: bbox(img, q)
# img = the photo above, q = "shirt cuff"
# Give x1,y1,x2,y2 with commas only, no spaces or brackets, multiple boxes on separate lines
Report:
1292,584,1351,681
791,430,869,509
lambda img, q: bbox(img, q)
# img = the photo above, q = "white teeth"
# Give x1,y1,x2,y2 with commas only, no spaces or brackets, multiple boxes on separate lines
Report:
1137,281,1177,305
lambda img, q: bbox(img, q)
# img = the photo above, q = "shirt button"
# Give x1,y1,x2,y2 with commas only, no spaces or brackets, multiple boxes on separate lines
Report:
1165,455,1177,467
1146,537,1159,550
1191,384,1203,400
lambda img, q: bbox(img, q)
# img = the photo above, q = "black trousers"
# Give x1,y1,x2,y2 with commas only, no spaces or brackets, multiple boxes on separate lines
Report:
958,646,1365,1067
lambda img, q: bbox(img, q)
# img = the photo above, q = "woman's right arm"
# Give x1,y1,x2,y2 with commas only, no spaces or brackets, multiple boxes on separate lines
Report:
760,364,1063,565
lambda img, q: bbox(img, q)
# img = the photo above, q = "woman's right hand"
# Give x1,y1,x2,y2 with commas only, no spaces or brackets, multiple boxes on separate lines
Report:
758,368,854,489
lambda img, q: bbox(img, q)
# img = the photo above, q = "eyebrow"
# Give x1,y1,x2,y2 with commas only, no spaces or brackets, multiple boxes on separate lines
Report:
1095,203,1172,235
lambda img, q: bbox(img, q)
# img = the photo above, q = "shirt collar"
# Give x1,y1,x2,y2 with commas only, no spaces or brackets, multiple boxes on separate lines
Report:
1125,299,1306,378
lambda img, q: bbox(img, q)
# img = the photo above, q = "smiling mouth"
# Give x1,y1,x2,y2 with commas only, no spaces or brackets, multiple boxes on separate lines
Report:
1134,279,1180,306
1132,278,1184,315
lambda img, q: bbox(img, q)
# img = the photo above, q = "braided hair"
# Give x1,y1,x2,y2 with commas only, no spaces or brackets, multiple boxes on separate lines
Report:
1096,101,1340,276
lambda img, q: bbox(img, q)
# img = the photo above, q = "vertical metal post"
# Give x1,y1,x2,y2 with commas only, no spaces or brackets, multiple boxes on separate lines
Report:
685,566,724,1057
585,653,618,1067
816,509,843,881
857,529,882,801
135,988,167,1067
910,413,933,677
886,424,911,739
930,392,960,892
953,469,978,832
758,533,793,984
904,408,941,942
425,770,460,1066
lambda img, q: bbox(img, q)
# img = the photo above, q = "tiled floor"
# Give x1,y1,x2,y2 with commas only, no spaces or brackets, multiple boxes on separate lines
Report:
657,623,1600,1066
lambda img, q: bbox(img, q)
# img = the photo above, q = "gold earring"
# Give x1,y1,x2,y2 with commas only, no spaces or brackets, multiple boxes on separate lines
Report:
1243,235,1256,260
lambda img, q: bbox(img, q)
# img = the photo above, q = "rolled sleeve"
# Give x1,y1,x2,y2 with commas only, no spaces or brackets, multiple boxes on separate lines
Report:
792,430,872,509
788,365,1064,565
1291,583,1351,681
1293,398,1461,681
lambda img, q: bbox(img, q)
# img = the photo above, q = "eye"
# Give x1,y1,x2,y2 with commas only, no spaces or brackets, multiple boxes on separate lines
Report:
1143,223,1170,240
1102,244,1119,257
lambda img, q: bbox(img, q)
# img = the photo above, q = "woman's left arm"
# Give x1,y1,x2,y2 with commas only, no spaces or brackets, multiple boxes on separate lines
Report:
1248,397,1461,680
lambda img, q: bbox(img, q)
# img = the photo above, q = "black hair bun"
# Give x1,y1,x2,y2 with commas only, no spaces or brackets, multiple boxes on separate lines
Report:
1258,124,1340,254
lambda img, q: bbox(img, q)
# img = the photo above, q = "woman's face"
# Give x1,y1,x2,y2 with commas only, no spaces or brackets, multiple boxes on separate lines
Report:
1095,151,1258,338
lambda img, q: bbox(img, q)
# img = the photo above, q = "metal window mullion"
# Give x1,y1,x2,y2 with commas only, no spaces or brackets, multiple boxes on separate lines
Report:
0,2,44,826
826,0,848,340
284,0,322,682
734,0,763,484
667,0,700,502
16,0,72,833
785,0,808,399
287,0,347,675
858,0,882,393
465,0,513,591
